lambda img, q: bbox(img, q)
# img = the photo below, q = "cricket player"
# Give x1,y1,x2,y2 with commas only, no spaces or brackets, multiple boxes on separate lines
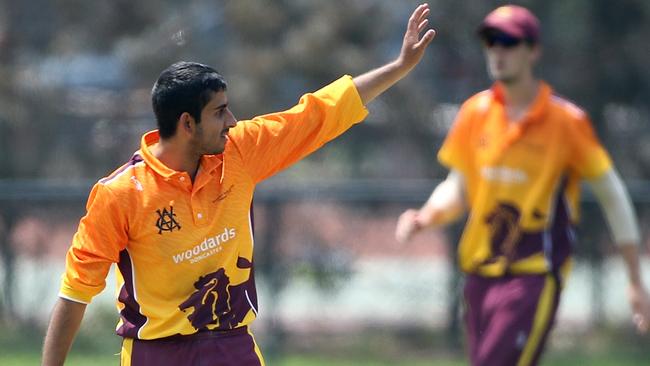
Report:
41,4,436,366
395,5,650,366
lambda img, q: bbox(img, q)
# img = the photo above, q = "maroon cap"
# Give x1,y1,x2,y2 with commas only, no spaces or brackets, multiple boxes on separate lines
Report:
478,5,540,43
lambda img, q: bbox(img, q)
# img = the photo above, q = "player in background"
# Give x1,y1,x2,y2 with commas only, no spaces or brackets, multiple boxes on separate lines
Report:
41,4,436,366
395,5,650,366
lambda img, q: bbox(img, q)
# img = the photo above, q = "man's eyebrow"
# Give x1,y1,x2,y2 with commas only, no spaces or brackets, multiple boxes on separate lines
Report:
214,103,228,111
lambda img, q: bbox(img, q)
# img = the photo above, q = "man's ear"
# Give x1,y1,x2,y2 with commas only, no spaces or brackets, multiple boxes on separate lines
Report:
530,44,542,64
178,112,195,136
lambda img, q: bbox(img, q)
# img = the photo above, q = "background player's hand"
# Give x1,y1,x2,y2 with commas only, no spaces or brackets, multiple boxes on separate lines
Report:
395,209,423,243
397,3,436,72
628,283,650,334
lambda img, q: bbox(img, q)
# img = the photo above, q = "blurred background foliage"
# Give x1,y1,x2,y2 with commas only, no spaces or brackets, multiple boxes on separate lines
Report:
0,0,647,181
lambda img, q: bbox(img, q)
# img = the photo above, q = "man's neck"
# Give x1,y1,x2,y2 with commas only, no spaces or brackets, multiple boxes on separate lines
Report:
501,74,539,108
151,138,201,182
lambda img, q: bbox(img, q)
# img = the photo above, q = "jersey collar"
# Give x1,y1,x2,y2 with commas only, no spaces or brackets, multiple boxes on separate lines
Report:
484,81,553,163
491,80,553,125
139,130,223,179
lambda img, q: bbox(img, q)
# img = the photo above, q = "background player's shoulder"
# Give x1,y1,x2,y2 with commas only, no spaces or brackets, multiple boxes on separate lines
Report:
466,89,493,110
457,89,494,119
550,94,588,121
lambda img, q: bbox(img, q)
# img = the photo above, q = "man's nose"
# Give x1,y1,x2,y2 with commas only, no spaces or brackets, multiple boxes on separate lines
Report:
226,109,237,127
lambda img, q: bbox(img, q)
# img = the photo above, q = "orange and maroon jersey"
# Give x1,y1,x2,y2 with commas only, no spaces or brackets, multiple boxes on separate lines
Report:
59,75,368,339
438,81,612,277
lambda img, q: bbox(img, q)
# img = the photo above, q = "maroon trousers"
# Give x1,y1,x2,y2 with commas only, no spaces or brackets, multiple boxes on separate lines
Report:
120,326,264,366
464,273,562,366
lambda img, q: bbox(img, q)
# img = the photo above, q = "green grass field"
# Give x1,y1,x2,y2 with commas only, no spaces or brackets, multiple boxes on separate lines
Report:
3,323,648,366
2,352,650,366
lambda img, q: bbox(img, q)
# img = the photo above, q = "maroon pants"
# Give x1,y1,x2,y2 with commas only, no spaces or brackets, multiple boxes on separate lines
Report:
120,326,264,366
464,274,562,366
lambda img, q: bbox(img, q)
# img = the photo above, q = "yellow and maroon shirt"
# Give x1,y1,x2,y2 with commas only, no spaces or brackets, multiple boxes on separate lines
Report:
59,75,368,339
438,81,612,277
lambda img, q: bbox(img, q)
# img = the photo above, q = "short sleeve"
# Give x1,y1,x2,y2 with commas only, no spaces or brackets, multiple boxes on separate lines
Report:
568,114,612,179
227,75,368,183
59,183,128,303
438,100,475,175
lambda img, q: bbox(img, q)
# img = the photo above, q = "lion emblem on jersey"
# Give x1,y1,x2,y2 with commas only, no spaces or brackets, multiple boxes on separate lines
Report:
179,257,256,331
485,202,522,260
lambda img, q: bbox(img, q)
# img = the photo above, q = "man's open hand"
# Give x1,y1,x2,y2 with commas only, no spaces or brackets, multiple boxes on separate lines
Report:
398,3,436,72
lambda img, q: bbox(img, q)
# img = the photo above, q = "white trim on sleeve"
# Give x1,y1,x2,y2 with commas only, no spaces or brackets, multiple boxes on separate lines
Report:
587,168,641,245
58,293,90,305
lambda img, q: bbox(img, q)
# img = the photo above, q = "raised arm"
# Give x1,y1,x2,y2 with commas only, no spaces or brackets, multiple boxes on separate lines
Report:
229,4,436,183
353,3,436,104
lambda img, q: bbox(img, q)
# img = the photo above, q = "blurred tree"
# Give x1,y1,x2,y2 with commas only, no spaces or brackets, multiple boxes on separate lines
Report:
0,0,646,181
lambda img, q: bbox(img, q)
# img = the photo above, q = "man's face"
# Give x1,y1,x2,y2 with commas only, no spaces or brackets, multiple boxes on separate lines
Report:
483,33,539,84
192,90,237,155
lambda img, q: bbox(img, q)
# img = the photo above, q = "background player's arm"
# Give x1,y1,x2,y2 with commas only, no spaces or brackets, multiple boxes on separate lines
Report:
395,170,467,243
620,244,650,333
587,168,650,333
353,3,435,105
42,298,87,366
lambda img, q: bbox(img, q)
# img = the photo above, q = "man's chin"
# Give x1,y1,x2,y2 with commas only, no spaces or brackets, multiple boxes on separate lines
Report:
203,146,225,156
489,69,514,83
495,74,517,84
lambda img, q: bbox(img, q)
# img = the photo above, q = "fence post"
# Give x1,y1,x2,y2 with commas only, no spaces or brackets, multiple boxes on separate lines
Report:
0,203,16,325
445,221,464,350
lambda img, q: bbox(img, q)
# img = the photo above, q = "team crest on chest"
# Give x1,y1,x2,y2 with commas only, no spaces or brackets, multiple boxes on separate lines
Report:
156,206,181,234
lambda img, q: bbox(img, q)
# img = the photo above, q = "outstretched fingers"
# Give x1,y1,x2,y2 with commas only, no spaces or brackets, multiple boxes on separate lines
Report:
418,8,431,26
417,19,429,34
399,3,435,70
408,3,430,32
407,3,435,49
414,29,436,49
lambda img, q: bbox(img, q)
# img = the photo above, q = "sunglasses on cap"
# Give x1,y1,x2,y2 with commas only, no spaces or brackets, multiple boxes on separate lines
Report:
483,33,523,48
